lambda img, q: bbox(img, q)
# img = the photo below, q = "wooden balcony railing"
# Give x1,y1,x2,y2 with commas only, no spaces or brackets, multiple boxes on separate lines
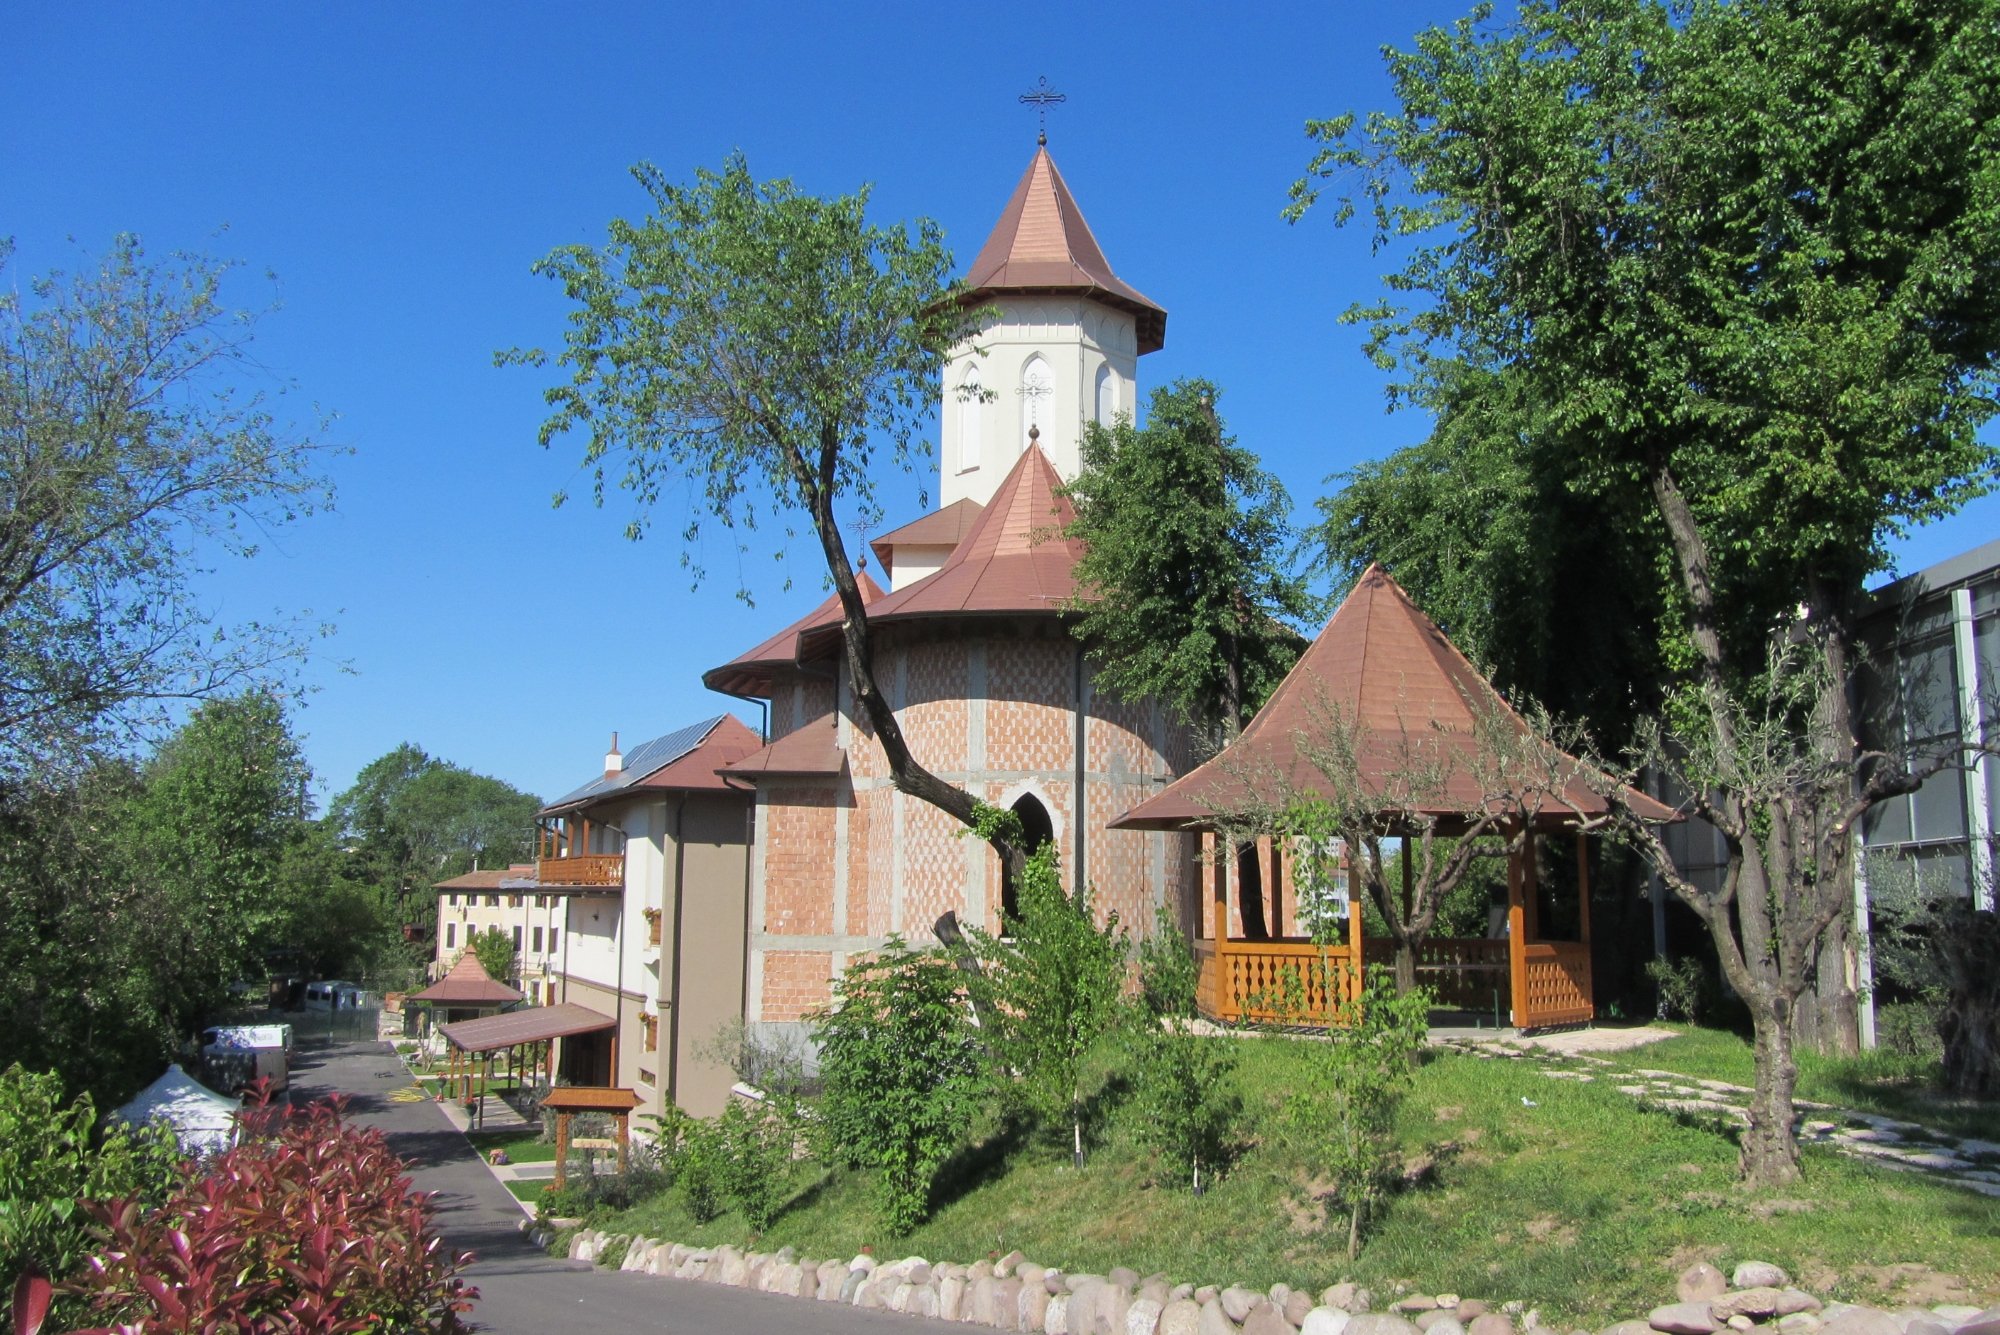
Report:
536,853,624,887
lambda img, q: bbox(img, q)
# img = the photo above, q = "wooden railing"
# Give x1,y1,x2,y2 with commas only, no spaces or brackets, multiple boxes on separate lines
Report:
1197,939,1361,1025
1521,941,1592,1029
1363,937,1510,1012
536,853,624,887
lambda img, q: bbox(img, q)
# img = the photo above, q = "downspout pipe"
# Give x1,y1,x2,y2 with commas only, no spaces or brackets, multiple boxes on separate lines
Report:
1073,639,1088,905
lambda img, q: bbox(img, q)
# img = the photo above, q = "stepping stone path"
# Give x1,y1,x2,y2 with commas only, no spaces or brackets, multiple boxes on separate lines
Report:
1442,1037,2000,1198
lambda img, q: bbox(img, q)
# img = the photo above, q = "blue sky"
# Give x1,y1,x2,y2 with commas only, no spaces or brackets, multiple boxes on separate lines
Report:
7,4,1995,806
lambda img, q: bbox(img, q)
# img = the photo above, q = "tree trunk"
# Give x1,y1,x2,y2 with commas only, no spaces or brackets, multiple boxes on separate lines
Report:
1391,935,1419,996
1741,1001,1803,1187
1795,922,1861,1057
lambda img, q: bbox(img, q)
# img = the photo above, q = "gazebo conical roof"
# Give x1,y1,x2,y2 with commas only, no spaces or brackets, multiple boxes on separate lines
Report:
1111,564,1674,834
410,950,522,1007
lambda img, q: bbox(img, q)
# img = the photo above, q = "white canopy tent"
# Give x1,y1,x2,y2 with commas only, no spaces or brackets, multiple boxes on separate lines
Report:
113,1064,240,1155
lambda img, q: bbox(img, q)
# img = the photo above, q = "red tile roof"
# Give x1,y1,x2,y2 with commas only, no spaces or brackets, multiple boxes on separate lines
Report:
703,572,884,699
720,718,846,780
963,147,1167,354
869,497,985,575
1111,565,1677,833
410,952,524,1008
860,442,1084,624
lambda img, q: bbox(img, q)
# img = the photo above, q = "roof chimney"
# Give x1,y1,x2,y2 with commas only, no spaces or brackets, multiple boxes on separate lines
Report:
604,731,623,778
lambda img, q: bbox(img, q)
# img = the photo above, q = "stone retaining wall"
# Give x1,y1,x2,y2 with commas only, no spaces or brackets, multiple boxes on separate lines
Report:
527,1229,1997,1335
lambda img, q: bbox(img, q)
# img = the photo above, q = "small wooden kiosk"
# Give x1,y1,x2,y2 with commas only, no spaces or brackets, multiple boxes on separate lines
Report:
1112,565,1673,1032
542,1086,643,1188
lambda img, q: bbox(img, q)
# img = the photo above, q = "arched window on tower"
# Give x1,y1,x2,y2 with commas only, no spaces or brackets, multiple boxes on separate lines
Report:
1094,363,1116,425
1020,354,1053,453
958,360,983,471
999,793,1056,926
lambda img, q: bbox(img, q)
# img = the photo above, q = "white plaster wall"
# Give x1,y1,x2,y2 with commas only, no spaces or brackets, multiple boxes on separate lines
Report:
940,297,1140,507
888,543,954,591
556,795,662,1004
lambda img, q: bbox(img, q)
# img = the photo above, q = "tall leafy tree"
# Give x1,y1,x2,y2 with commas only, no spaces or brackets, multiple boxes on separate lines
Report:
1063,379,1313,939
1064,379,1314,736
326,744,540,940
1294,0,2000,1185
0,236,334,775
501,156,1028,869
0,762,162,1107
120,690,313,1033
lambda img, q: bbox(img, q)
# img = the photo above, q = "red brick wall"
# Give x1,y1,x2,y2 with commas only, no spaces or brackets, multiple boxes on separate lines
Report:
763,785,835,936
760,949,834,1022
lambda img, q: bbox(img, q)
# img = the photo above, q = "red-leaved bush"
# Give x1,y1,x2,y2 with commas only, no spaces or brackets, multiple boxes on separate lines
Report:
67,1097,476,1334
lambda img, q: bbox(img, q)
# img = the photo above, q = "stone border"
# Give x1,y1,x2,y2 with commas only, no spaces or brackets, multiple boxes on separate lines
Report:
524,1229,1999,1335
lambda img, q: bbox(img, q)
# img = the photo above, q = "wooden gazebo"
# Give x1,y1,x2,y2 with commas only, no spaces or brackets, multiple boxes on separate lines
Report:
437,1002,615,1131
1112,565,1675,1032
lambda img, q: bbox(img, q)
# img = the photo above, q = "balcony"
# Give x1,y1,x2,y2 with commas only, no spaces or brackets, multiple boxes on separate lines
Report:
536,853,624,887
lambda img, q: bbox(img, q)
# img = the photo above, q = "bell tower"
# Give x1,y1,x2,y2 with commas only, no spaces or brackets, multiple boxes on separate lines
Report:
939,145,1168,508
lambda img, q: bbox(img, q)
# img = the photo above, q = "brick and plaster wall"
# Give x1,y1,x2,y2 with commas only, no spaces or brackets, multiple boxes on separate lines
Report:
744,617,1198,1033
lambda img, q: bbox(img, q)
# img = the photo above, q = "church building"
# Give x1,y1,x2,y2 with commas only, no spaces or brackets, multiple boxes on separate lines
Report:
705,143,1202,1042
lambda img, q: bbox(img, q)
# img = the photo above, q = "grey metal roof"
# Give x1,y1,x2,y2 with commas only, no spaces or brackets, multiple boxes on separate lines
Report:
542,715,727,811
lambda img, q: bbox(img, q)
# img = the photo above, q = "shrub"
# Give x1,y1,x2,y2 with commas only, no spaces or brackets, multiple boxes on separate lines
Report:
1136,906,1201,1021
1280,969,1431,1260
812,937,982,1234
675,1116,726,1224
536,1181,590,1219
0,1065,181,1334
715,1098,793,1232
68,1097,477,1334
1646,955,1708,1023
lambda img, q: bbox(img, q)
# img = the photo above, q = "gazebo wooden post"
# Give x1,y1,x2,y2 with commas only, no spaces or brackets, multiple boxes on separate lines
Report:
1577,832,1596,1019
616,1111,630,1174
1267,837,1283,938
1346,838,1364,1010
1506,829,1528,1028
553,1110,571,1190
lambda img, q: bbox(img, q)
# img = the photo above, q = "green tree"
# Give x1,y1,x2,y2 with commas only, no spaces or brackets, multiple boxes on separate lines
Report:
1311,363,1669,751
503,156,1029,873
811,938,983,1234
967,845,1129,1166
326,744,540,945
468,926,515,986
0,236,333,774
1292,0,2000,1184
0,765,163,1110
1063,378,1313,737
119,690,313,1036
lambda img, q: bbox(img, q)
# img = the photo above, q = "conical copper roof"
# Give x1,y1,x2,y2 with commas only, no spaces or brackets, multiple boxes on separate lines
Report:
962,147,1166,354
860,441,1084,623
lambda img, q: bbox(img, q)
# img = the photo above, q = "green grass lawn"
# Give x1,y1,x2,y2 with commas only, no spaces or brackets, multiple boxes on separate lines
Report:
467,1128,558,1164
595,1039,2000,1327
1619,1026,2000,1142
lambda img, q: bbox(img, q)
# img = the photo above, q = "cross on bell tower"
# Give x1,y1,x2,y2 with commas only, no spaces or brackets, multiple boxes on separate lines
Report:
1018,76,1066,145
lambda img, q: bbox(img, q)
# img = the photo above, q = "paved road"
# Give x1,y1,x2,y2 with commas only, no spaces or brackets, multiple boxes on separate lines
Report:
291,1037,959,1335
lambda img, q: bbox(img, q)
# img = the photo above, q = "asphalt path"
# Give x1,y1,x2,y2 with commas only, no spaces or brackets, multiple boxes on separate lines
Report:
292,1037,960,1335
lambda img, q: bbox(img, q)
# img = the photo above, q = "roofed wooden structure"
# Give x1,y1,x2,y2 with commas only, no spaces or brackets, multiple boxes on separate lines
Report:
1112,565,1675,1032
